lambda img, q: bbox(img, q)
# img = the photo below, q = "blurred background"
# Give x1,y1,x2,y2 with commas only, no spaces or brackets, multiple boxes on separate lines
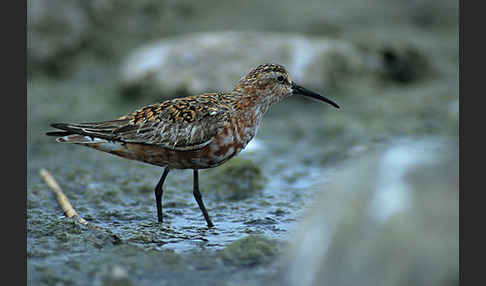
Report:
27,0,458,285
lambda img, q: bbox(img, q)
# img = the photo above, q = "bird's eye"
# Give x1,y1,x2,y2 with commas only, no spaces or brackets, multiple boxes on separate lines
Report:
277,75,285,82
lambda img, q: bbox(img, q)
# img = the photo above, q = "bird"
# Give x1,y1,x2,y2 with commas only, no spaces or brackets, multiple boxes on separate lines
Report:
46,63,339,228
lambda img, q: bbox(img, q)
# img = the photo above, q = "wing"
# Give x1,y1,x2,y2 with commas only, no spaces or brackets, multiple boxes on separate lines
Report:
48,93,233,151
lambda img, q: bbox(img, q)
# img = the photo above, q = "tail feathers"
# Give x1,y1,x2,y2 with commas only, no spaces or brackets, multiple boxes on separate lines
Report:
53,134,109,144
50,121,124,134
46,120,127,142
46,130,73,137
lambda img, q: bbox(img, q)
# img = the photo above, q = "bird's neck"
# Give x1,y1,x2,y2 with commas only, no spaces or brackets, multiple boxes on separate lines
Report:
229,90,273,119
223,91,274,146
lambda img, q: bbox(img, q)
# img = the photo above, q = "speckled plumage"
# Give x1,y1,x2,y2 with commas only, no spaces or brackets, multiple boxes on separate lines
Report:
47,63,339,227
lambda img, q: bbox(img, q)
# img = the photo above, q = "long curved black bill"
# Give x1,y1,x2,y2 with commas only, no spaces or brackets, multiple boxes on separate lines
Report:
292,82,340,109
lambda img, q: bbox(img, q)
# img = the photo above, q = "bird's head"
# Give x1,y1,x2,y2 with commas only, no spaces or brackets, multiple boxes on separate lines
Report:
234,63,339,109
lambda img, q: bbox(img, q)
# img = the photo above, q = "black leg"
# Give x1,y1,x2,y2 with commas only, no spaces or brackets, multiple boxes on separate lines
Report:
193,169,214,227
154,167,170,223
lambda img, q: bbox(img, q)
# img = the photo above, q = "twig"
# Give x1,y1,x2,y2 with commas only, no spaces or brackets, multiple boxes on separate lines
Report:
39,168,122,244
39,168,87,224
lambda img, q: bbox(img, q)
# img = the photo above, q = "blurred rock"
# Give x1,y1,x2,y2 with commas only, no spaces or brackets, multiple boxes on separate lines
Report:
120,31,365,98
354,37,433,85
27,0,174,76
378,43,430,84
202,158,266,201
219,235,279,267
283,138,458,286
407,0,459,28
28,0,92,75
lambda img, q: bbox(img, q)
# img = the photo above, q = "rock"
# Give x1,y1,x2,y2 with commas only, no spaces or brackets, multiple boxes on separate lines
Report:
202,158,266,201
378,43,430,84
28,0,92,74
283,138,458,286
120,31,365,98
407,0,459,27
219,235,279,267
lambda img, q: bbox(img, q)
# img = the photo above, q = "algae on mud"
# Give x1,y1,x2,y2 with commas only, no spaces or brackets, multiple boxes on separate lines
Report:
219,235,280,266
203,158,267,201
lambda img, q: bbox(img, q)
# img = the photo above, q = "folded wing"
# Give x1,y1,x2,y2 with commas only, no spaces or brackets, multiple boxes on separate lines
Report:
47,93,232,151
